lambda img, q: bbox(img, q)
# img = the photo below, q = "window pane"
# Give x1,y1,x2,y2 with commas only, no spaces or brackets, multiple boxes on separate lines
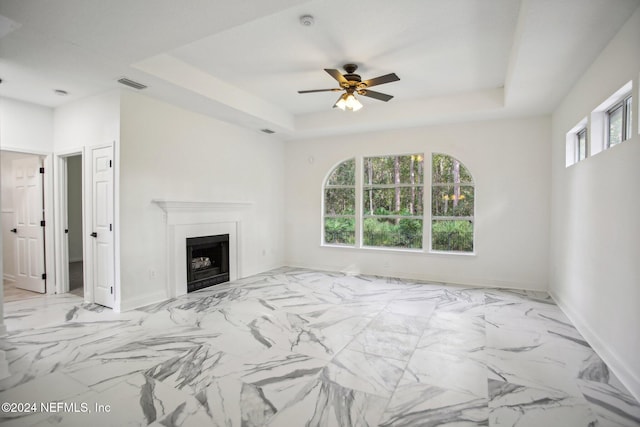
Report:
432,154,473,184
363,217,422,249
325,188,355,215
324,217,355,245
363,187,423,216
578,130,587,161
608,105,623,147
626,96,632,140
432,185,474,217
363,155,424,185
327,159,355,186
431,220,474,252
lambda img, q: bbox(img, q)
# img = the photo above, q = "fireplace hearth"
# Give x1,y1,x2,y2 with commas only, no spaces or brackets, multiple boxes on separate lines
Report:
186,234,229,292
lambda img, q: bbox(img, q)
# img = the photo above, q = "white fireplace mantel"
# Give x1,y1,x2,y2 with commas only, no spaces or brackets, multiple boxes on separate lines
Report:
152,199,254,297
152,199,254,225
152,200,253,211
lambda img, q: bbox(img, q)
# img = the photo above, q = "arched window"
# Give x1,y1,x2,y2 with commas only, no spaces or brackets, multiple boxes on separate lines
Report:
431,154,474,252
323,158,355,245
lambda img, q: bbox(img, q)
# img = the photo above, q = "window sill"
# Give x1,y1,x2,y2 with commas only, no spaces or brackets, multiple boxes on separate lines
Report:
428,250,476,257
321,244,475,257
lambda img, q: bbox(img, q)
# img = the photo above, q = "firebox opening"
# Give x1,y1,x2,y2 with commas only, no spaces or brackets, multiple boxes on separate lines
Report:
186,234,230,292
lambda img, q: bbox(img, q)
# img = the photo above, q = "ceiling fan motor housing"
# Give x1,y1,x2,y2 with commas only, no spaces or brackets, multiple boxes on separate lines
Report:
342,63,362,84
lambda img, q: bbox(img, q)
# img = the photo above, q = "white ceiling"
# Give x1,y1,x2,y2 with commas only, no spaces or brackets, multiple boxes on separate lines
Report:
0,0,638,139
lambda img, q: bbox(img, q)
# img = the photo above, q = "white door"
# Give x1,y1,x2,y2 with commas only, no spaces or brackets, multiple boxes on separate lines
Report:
12,157,46,293
91,146,114,308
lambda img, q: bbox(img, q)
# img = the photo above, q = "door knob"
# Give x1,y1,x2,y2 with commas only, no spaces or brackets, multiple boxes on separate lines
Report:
10,228,17,233
90,232,97,238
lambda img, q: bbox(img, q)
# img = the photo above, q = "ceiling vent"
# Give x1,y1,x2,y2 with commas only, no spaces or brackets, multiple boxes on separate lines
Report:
117,77,147,90
261,128,275,134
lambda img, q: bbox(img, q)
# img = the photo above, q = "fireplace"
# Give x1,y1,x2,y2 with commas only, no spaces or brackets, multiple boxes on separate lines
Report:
186,234,230,292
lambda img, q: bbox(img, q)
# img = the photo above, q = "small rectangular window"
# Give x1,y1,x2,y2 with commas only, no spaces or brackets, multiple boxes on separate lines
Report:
625,96,632,140
576,128,588,162
607,94,632,148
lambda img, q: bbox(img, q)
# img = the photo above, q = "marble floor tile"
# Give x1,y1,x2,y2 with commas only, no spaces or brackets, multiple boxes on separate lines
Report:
489,378,597,427
0,267,638,426
384,300,436,318
403,348,488,398
325,349,406,398
265,370,389,427
367,312,431,336
346,329,420,361
380,383,488,427
578,378,640,427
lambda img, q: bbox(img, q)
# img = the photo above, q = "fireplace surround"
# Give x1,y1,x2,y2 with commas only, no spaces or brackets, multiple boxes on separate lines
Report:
152,200,252,298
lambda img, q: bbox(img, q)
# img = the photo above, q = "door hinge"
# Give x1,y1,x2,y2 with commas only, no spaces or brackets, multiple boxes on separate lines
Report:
109,224,112,231
41,273,47,280
110,286,113,295
40,220,46,227
109,160,112,168
39,167,45,174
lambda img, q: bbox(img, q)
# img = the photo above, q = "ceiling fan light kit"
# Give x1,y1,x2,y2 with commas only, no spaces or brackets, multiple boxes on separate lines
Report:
335,92,363,111
298,63,399,112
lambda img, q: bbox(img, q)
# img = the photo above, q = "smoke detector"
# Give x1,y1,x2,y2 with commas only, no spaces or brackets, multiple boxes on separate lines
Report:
300,15,314,26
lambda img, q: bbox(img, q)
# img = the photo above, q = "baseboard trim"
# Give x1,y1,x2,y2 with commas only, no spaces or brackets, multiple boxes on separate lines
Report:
2,274,15,283
118,290,168,312
550,289,640,402
284,261,547,292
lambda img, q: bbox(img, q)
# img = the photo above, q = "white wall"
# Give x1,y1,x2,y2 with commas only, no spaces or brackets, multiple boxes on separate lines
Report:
285,116,551,290
119,91,286,308
0,97,53,152
54,90,121,304
550,7,640,400
66,155,83,262
53,90,120,152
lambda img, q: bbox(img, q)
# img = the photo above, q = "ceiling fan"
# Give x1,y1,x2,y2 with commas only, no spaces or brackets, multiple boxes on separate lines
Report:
298,64,400,111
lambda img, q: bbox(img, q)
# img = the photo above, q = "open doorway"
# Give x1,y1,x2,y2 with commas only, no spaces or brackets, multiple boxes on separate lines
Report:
1,150,46,302
66,155,84,298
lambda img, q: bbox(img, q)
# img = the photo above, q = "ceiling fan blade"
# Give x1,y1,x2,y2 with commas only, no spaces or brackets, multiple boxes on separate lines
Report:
324,69,348,84
359,89,394,102
362,73,400,88
298,88,342,94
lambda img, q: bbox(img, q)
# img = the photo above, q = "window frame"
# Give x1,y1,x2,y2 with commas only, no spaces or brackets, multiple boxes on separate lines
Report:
606,93,632,148
576,127,588,162
430,153,475,254
321,153,475,256
322,158,356,247
361,154,425,250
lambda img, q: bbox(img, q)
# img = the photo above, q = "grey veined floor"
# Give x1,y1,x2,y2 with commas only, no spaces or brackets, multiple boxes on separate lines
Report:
0,267,639,426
